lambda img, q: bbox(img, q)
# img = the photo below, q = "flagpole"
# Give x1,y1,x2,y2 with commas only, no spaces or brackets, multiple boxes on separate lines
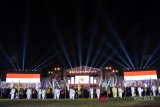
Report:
144,77,146,96
65,87,66,99
124,79,126,97
18,82,19,99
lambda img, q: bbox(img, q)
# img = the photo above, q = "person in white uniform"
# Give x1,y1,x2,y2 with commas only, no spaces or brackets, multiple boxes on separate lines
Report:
131,85,135,97
152,85,157,96
42,88,46,99
113,87,117,98
118,87,123,98
54,87,60,100
138,86,143,97
69,88,75,100
10,87,16,99
96,87,100,99
158,85,160,95
26,88,32,99
90,87,94,98
38,87,42,99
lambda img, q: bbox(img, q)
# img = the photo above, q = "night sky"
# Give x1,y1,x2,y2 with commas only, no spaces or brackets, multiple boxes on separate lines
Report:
0,1,160,72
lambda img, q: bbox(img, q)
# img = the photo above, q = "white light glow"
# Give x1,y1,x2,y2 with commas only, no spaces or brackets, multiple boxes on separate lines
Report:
71,77,74,84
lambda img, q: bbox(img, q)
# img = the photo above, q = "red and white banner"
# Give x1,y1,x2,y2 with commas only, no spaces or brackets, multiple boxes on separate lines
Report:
6,73,40,83
124,70,157,80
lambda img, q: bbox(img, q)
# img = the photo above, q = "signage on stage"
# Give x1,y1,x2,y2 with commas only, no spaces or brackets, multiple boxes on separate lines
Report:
68,70,97,74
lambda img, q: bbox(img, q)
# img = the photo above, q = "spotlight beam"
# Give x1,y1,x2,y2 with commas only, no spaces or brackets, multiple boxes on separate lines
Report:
36,58,59,71
74,0,82,66
98,46,118,69
22,1,30,71
30,49,60,70
77,33,82,66
140,39,149,68
46,6,73,68
112,59,128,69
96,52,115,72
107,43,131,68
0,47,17,70
98,9,135,69
55,28,73,68
94,51,107,67
86,25,95,66
22,35,27,71
91,36,106,67
147,55,160,68
32,51,61,70
143,43,160,68
108,22,134,69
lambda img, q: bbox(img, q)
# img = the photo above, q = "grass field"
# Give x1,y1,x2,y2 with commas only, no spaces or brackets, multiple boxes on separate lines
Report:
0,96,160,107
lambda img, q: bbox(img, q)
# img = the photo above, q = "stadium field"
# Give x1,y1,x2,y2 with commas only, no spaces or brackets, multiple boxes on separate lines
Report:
0,96,160,107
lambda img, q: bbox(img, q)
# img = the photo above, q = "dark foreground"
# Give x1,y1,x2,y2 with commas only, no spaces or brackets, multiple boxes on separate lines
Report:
0,96,160,107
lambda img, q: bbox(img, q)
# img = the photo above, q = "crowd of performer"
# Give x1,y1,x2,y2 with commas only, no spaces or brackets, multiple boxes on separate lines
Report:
1,84,160,100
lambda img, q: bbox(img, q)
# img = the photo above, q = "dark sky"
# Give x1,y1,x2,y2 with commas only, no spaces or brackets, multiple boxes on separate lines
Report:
0,0,160,72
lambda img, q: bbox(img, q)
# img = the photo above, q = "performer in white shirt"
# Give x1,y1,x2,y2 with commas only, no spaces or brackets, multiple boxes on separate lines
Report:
69,88,75,100
131,85,135,97
138,86,143,97
158,85,160,95
90,87,94,98
118,87,123,98
113,87,117,98
26,88,32,99
10,87,16,99
38,87,42,99
152,85,157,96
96,87,100,99
54,87,60,100
42,88,46,99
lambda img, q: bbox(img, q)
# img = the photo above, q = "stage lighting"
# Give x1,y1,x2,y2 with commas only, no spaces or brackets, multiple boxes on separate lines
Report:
106,67,109,70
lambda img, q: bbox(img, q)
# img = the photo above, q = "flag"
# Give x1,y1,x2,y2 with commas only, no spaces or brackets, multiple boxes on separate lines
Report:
64,79,69,90
47,78,52,88
78,79,81,95
105,77,107,90
99,77,102,87
43,80,47,89
35,82,39,91
150,77,152,88
11,80,14,88
28,81,31,88
129,77,132,86
144,78,148,87
18,80,20,92
114,76,118,87
88,77,91,95
52,79,55,89
123,79,126,87
0,78,1,86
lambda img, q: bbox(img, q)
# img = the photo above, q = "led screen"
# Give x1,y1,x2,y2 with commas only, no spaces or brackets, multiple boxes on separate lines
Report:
75,75,89,84
6,73,40,83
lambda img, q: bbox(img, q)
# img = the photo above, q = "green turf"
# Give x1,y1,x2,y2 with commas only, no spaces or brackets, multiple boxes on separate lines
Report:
0,96,160,107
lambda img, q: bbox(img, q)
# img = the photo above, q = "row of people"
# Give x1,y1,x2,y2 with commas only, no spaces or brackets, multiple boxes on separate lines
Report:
106,85,160,98
1,85,160,99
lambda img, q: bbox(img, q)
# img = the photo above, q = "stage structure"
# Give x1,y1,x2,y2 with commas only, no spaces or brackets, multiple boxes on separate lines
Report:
64,66,102,87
